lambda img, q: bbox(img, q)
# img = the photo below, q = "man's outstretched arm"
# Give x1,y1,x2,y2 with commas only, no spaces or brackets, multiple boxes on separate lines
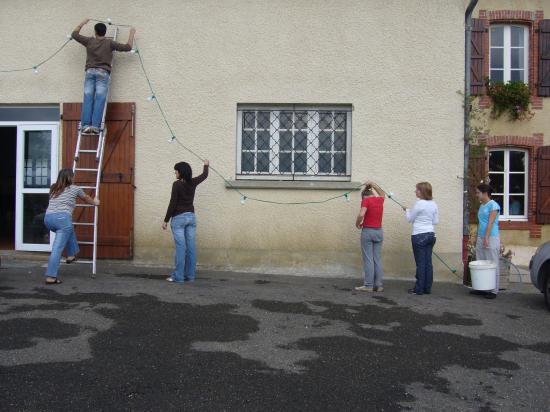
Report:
112,27,136,52
72,19,90,45
127,27,136,49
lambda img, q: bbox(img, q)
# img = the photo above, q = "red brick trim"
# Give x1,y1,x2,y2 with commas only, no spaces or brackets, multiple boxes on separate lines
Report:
477,9,544,109
486,10,537,21
478,133,544,238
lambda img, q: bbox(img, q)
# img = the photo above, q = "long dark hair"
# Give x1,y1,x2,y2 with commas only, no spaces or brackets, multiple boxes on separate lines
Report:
50,168,74,198
174,162,192,182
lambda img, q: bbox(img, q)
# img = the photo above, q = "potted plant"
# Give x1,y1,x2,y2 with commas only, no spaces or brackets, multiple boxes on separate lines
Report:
499,245,514,290
463,227,478,287
485,79,534,121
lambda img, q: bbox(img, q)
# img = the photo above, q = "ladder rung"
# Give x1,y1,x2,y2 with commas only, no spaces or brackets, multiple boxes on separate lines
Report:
78,241,94,245
75,260,93,264
73,222,95,226
75,204,95,207
75,168,99,172
79,149,98,153
80,186,96,190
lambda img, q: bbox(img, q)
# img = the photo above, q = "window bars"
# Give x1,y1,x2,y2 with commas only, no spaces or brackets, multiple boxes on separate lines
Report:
237,107,352,180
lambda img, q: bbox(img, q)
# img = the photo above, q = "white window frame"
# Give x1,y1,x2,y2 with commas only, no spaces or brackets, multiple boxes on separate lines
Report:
488,148,528,222
489,24,529,84
236,105,352,181
0,121,59,252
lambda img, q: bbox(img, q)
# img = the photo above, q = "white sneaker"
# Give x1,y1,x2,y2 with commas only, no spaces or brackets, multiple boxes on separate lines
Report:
355,286,374,292
81,126,92,135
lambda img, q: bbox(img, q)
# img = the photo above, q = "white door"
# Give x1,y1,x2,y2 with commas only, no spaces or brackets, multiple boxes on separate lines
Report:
15,124,59,251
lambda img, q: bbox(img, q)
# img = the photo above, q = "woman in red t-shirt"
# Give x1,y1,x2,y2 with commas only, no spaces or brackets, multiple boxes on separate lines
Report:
355,181,386,292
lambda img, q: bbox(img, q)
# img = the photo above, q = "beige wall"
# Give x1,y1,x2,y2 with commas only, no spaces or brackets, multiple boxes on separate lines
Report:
1,1,467,279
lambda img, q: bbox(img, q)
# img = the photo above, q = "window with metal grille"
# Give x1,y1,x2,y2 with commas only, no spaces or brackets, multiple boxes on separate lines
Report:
236,105,352,181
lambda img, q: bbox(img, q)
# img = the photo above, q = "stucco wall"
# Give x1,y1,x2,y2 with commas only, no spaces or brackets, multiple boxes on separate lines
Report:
1,0,466,279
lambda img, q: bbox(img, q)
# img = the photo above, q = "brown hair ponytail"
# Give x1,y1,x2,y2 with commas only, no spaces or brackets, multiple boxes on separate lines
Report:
50,168,74,198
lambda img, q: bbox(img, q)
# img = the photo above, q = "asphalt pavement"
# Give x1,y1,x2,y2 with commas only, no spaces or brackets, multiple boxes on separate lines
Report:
1,259,549,411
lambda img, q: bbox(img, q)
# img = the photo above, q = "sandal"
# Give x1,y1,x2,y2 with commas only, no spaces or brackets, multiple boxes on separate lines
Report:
45,278,63,285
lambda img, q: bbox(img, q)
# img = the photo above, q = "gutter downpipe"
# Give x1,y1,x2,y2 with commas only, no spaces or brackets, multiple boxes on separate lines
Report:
463,0,479,281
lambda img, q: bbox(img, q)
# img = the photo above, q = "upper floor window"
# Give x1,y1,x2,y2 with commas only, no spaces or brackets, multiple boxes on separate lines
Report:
236,105,352,181
488,148,528,221
490,25,529,83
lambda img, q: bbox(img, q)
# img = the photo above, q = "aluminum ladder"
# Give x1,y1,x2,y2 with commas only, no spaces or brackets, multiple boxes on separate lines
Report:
72,26,119,276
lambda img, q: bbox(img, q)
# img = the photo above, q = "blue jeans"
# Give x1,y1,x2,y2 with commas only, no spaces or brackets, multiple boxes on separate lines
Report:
411,232,436,294
44,213,79,277
80,68,111,128
170,213,197,283
361,228,384,288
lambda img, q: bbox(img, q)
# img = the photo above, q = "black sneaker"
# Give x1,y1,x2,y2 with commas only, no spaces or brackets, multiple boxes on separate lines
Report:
484,293,497,299
408,288,423,295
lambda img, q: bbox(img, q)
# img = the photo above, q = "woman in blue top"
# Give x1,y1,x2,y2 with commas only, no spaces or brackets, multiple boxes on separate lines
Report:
475,183,500,299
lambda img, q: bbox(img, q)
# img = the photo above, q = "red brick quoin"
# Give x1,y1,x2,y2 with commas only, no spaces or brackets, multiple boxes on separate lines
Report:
478,133,544,238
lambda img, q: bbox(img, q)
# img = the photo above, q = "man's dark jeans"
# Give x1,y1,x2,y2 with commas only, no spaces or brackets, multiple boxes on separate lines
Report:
411,232,436,294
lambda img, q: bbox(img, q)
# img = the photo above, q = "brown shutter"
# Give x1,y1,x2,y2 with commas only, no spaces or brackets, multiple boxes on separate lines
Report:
62,102,135,259
536,146,550,224
538,20,550,97
471,18,486,95
468,144,488,222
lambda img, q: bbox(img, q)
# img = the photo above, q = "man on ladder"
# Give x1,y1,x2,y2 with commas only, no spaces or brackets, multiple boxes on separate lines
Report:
69,18,135,275
72,18,135,135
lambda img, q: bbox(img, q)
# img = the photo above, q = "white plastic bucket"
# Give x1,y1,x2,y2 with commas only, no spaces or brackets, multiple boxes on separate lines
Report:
469,260,497,291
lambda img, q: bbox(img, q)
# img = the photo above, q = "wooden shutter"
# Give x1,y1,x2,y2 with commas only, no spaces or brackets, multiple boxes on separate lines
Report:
536,146,550,224
62,102,135,259
538,20,550,97
468,144,488,222
471,18,486,95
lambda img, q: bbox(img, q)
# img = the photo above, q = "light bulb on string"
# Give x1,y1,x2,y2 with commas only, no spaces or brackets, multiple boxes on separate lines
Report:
147,94,156,102
66,34,72,39
106,17,112,25
32,66,39,75
130,48,138,54
388,192,394,198
168,135,176,143
344,193,350,202
240,196,247,205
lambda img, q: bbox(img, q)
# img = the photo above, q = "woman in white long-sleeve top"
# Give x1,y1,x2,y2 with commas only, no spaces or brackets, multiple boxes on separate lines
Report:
404,182,439,295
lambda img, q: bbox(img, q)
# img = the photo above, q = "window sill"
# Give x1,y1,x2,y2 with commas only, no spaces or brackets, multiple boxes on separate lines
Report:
224,180,362,191
500,220,530,230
